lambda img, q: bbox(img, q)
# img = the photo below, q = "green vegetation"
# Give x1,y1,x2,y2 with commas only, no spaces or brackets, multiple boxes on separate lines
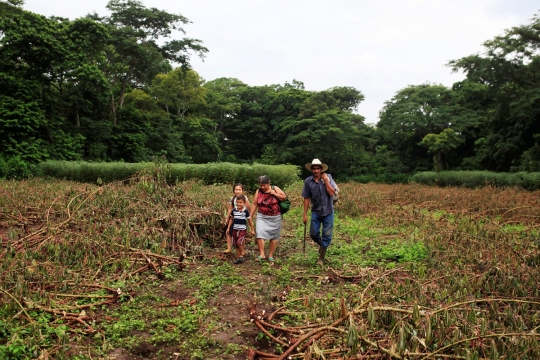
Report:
38,160,300,189
0,178,539,358
1,1,539,181
412,170,540,190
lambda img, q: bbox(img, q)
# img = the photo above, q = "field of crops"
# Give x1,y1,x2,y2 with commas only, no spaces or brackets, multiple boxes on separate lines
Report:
1,172,539,359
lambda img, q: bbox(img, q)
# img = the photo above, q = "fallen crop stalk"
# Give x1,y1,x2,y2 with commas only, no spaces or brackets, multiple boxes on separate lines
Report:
62,315,95,333
253,319,289,347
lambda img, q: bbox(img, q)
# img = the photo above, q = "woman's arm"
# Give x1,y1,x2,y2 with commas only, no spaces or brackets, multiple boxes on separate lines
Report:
248,217,255,235
250,190,259,215
271,186,287,201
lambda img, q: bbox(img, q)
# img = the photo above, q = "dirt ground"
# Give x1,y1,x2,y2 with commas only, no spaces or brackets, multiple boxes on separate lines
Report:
104,239,297,360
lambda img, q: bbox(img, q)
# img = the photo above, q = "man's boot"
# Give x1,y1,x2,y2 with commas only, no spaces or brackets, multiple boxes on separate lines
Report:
317,246,327,266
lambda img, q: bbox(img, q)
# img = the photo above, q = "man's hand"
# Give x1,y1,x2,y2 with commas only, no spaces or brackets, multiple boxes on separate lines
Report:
303,214,308,224
321,173,329,182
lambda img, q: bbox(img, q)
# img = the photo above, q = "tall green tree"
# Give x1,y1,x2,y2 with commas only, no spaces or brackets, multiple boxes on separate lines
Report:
449,13,540,171
151,69,206,120
377,84,475,172
99,0,208,124
419,128,463,172
0,7,109,162
275,86,374,177
204,77,248,160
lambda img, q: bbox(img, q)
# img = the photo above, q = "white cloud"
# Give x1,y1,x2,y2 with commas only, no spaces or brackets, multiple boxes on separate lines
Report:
23,0,540,123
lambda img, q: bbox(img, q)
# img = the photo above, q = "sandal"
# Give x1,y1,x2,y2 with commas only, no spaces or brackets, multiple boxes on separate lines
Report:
233,257,245,264
268,257,275,263
256,255,267,262
223,249,231,254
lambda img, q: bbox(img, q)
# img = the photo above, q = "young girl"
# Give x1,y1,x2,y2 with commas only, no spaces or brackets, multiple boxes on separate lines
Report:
224,183,251,253
230,195,254,264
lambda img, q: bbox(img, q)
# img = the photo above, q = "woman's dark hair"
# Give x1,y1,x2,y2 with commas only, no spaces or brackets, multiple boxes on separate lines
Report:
235,195,247,203
258,175,270,185
232,183,244,191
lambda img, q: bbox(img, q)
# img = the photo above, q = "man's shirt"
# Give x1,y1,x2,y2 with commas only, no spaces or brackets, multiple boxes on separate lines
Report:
301,174,337,217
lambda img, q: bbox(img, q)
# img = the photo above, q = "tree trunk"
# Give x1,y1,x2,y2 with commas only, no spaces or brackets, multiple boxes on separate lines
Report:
111,94,117,125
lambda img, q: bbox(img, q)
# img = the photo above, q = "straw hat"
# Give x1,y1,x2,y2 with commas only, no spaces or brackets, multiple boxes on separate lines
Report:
305,158,328,172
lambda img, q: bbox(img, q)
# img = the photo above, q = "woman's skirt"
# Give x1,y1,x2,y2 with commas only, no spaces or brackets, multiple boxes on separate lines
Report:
256,213,282,240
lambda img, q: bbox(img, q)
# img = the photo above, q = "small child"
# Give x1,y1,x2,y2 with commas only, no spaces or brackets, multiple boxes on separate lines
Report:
230,195,254,264
224,183,250,254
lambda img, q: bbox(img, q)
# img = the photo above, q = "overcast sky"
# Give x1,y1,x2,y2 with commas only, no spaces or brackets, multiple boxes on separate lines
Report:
23,0,539,124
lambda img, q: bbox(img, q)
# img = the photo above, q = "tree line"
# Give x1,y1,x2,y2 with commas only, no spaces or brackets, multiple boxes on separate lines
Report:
1,0,539,179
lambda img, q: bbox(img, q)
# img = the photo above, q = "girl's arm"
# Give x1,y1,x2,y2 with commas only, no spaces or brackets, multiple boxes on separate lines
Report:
225,200,233,223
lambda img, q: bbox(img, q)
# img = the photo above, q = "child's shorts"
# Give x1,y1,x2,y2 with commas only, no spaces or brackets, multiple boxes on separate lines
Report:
231,229,246,247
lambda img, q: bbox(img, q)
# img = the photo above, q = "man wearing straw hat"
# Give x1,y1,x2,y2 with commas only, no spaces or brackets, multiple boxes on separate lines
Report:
302,158,338,265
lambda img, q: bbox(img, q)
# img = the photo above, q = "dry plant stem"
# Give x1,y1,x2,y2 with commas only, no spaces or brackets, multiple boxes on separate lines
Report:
254,320,289,347
0,287,35,325
360,268,402,302
277,322,322,331
359,336,403,359
298,330,327,352
7,187,103,254
267,306,286,321
248,348,278,359
53,293,114,299
66,192,87,219
142,253,162,278
31,235,53,251
63,315,95,333
257,318,302,334
430,298,540,316
420,332,540,360
277,326,345,360
130,264,150,276
65,283,118,294
30,299,116,314
107,242,185,265
402,356,465,360
329,267,370,280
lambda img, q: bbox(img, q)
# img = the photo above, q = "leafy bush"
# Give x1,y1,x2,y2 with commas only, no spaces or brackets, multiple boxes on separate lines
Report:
1,156,36,180
412,171,540,191
0,157,7,178
345,173,411,184
38,161,301,188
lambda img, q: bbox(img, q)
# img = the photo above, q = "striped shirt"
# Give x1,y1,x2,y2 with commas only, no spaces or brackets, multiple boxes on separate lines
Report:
232,208,251,230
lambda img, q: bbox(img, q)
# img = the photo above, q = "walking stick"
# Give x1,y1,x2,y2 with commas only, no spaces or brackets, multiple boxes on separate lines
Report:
303,221,306,254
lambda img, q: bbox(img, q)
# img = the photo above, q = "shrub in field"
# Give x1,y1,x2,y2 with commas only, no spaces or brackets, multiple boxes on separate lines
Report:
346,173,411,184
38,160,300,188
412,170,540,190
0,156,36,180
0,157,6,178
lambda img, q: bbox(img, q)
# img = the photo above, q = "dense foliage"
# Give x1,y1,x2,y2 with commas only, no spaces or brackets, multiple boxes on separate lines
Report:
38,160,300,188
412,171,540,190
1,1,539,179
